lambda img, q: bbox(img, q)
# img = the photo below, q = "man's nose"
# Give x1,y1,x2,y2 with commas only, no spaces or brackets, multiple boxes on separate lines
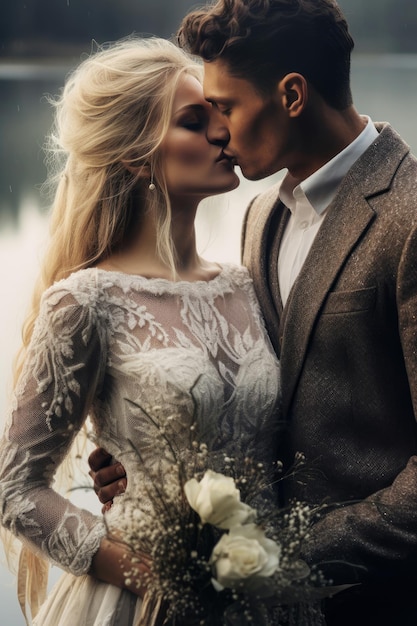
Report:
206,108,230,146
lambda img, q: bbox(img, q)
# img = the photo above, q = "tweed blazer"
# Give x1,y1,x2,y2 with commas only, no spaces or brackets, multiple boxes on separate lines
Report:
242,122,417,587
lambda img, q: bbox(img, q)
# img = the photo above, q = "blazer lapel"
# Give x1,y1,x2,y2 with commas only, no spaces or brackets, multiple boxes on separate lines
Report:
279,122,409,415
280,184,375,414
242,182,289,356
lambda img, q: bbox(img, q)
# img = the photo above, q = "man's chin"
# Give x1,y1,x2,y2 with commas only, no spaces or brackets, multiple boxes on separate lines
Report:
240,163,284,182
240,166,269,182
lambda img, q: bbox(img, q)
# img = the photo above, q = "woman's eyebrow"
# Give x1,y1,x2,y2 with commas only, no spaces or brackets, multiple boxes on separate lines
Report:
173,103,208,115
173,103,209,118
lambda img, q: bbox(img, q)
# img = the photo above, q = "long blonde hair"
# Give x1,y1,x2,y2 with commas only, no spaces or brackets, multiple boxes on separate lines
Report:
16,37,202,383
6,37,202,622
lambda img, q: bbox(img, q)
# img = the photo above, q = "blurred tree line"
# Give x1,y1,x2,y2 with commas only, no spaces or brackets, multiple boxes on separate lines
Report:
1,0,417,60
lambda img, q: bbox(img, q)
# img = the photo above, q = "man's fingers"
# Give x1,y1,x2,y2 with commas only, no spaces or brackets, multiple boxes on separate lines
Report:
97,477,127,504
101,501,113,514
88,447,113,472
88,447,127,506
92,462,126,489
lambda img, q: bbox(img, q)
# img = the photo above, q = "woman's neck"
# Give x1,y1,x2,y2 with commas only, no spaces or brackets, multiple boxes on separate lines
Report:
97,202,221,281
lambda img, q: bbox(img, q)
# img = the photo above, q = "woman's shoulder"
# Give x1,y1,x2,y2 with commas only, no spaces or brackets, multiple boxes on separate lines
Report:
31,270,109,363
218,262,252,285
221,262,250,277
42,268,101,308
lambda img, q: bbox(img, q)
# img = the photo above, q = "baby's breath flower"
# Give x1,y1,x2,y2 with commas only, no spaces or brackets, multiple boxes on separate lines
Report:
105,404,329,625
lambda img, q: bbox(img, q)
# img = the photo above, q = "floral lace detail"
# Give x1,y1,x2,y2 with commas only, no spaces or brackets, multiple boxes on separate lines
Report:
0,263,280,578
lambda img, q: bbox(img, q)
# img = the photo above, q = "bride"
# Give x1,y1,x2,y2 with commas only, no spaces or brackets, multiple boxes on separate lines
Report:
0,37,281,625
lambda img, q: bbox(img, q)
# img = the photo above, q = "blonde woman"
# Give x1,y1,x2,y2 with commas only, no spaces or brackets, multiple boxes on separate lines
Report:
0,38,280,625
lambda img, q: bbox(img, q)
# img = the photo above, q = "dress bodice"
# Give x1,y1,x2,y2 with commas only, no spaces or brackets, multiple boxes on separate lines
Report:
0,264,280,576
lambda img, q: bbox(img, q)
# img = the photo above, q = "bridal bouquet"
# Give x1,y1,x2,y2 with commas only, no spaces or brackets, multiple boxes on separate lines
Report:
105,400,340,625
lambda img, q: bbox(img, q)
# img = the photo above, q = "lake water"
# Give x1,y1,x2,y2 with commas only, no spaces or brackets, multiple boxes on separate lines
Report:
1,54,417,624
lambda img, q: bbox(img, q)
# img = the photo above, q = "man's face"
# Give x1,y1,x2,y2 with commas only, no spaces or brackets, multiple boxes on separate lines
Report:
203,59,290,180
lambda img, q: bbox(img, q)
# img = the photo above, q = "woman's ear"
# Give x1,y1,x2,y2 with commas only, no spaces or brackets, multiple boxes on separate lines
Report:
278,72,308,117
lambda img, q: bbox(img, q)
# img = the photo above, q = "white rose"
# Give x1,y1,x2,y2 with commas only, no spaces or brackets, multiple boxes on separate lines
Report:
184,470,255,529
210,523,281,592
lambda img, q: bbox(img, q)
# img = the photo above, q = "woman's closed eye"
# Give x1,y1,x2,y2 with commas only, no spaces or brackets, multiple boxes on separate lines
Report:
181,120,205,131
173,102,211,133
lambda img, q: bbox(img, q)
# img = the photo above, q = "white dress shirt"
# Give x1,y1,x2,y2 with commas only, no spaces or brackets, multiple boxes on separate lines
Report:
277,116,379,305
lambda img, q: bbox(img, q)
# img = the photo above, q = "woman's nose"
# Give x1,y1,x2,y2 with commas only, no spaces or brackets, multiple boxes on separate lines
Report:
206,108,230,146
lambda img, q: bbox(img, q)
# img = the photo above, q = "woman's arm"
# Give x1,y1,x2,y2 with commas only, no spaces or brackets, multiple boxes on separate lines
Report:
0,279,108,577
90,535,150,596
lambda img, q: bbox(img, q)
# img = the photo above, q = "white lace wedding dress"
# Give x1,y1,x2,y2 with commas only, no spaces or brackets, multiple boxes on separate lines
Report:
0,264,281,625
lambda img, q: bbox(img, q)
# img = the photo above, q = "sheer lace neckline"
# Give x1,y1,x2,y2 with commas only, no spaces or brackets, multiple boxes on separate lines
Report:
95,264,223,284
69,263,248,296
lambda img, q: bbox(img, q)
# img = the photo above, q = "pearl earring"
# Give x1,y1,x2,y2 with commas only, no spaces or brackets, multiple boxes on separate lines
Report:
149,179,156,191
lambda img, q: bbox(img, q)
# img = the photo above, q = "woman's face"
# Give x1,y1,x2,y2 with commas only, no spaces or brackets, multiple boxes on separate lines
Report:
161,74,240,202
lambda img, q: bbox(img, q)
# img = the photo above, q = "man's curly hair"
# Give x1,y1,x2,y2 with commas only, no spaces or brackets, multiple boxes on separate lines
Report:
178,0,354,109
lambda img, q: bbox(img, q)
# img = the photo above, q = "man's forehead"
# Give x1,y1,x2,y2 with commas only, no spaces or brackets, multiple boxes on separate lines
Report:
203,59,231,86
203,60,246,100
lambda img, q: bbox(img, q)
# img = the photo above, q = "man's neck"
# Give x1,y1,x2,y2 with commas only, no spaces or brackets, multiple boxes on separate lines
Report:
286,104,366,181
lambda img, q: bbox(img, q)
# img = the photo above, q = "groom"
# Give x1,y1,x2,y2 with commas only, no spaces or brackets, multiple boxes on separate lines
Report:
91,1,417,624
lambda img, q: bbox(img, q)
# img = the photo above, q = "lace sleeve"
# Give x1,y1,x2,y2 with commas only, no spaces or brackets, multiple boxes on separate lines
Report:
0,279,107,575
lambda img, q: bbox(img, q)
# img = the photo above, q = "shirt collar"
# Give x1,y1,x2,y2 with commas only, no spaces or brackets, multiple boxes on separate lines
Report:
280,116,379,215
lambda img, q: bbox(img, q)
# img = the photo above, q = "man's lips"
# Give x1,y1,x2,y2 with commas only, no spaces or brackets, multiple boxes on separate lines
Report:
216,151,237,165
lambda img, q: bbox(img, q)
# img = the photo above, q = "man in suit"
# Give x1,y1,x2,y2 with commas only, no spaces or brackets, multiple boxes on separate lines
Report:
174,0,417,626
176,1,417,623
91,1,417,623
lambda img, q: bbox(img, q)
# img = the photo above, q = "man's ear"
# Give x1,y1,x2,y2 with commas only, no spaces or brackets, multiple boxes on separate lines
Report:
278,72,308,117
